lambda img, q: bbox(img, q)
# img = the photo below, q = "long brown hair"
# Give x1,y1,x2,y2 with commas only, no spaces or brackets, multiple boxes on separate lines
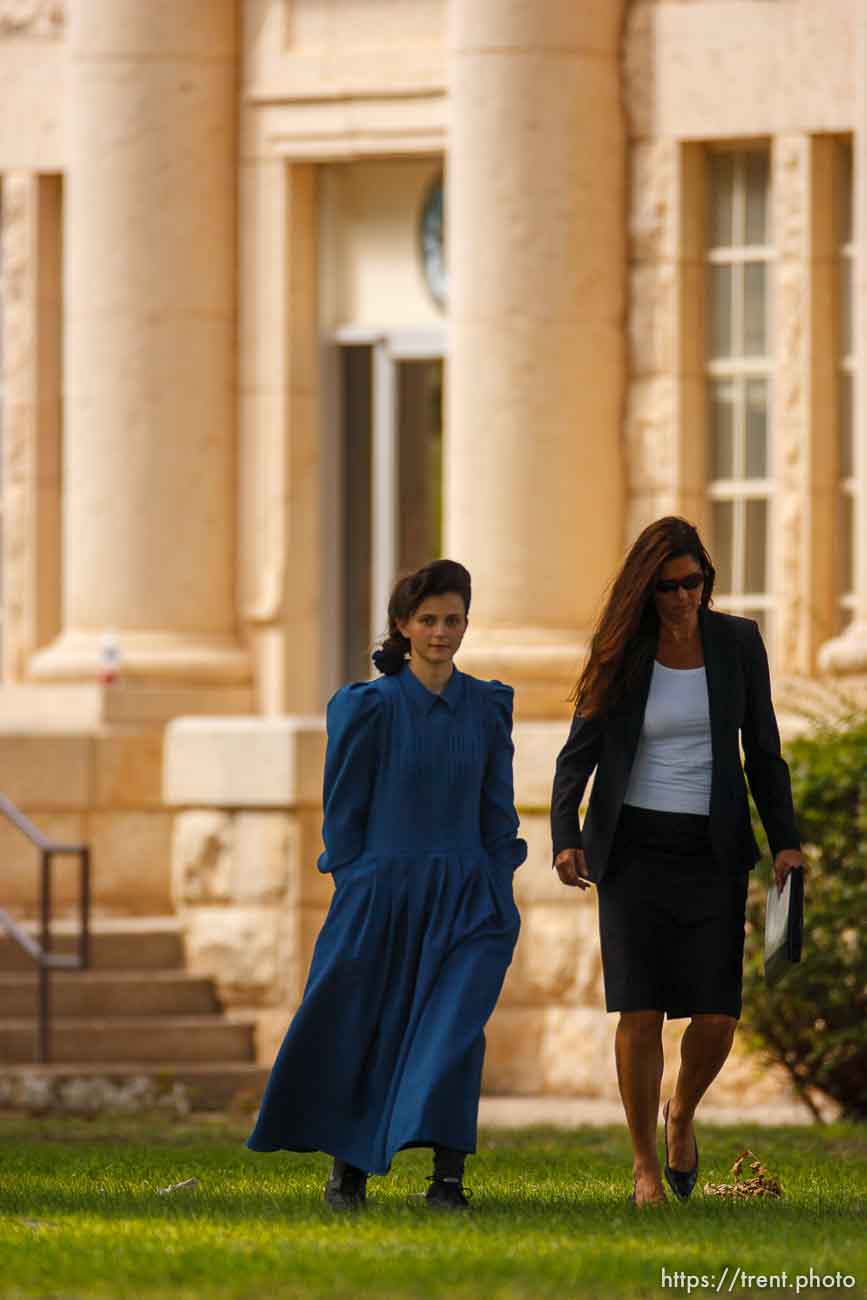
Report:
570,517,715,718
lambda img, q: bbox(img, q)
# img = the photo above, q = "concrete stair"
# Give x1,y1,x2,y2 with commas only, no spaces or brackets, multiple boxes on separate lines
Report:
0,916,187,972
0,971,218,1018
0,917,269,1109
0,1015,255,1064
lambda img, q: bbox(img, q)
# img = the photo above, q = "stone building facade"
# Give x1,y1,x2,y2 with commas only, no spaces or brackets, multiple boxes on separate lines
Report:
1,0,863,1111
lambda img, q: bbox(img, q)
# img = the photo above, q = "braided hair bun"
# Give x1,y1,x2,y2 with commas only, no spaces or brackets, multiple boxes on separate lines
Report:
371,636,410,675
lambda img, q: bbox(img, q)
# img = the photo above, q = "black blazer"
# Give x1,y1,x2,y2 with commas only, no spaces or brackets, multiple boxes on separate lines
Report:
551,608,800,882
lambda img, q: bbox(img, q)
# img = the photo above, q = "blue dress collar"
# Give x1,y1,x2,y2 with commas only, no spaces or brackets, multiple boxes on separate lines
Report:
399,663,464,714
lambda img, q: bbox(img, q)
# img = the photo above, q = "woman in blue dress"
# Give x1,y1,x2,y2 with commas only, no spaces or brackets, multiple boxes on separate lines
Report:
247,559,526,1209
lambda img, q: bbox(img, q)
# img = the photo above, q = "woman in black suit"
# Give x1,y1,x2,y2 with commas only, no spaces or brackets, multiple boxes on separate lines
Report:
551,517,804,1207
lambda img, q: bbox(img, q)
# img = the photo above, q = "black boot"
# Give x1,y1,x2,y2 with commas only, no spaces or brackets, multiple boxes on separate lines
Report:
424,1146,471,1211
324,1158,368,1210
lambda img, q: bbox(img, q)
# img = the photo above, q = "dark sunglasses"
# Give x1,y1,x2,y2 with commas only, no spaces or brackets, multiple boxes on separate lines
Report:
656,571,705,595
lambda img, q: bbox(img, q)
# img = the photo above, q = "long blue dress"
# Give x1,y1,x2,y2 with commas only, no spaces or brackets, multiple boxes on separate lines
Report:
246,664,526,1175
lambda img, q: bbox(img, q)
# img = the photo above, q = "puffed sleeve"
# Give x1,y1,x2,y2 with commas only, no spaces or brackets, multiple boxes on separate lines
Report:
480,681,528,872
316,682,383,874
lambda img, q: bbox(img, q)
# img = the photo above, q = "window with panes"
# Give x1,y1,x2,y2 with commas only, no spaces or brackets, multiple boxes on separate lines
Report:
706,150,773,641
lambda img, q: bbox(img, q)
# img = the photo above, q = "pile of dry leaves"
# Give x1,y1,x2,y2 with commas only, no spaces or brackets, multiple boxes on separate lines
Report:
703,1149,783,1199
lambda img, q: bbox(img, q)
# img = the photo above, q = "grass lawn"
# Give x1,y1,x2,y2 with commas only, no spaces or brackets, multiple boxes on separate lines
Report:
0,1113,865,1299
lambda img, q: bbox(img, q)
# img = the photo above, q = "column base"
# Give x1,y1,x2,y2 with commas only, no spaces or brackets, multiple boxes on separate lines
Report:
456,628,584,720
28,629,252,688
771,673,867,739
817,622,867,677
0,681,255,728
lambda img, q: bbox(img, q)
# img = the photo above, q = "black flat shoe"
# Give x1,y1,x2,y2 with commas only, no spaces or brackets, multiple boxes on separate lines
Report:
324,1159,368,1210
662,1099,698,1202
420,1177,472,1211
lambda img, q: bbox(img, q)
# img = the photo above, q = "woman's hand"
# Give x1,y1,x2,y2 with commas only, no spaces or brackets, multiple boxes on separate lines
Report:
554,848,592,890
773,848,806,894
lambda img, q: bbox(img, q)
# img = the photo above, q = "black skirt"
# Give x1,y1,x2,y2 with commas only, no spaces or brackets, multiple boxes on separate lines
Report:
597,804,749,1020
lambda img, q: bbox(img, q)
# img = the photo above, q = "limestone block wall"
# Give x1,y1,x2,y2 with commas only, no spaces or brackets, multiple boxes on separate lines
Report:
170,805,328,1062
0,2,65,172
624,0,856,677
165,717,329,1062
0,727,172,916
623,131,686,543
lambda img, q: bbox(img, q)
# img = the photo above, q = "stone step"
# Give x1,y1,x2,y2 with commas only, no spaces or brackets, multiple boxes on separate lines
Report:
0,1016,255,1065
0,971,218,1018
0,917,184,972
0,1063,269,1112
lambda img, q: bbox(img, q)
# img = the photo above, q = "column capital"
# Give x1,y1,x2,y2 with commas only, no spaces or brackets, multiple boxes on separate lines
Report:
448,0,624,55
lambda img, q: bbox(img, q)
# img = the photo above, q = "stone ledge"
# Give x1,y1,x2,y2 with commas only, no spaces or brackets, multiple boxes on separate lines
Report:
484,1004,813,1112
162,715,566,812
0,682,254,728
0,1064,268,1114
477,1095,825,1128
164,716,326,808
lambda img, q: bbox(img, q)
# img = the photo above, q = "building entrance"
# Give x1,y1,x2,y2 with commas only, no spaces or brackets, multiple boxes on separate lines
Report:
339,332,445,684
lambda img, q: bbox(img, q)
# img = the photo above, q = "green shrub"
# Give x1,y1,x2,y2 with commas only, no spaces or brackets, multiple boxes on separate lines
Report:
742,715,867,1120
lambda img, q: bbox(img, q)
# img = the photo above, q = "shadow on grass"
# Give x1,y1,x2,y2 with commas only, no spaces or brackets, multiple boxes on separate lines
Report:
3,1179,866,1231
2,1120,866,1232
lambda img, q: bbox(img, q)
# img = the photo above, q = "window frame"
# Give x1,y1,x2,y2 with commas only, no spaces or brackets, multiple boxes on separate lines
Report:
705,145,775,638
332,326,447,684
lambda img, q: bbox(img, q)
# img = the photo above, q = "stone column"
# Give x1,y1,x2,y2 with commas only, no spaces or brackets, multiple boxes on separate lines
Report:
237,142,321,716
819,3,867,678
445,0,626,718
1,172,62,682
773,135,838,679
30,0,249,689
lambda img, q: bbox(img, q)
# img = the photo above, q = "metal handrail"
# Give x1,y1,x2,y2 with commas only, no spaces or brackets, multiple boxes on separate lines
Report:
0,793,90,1063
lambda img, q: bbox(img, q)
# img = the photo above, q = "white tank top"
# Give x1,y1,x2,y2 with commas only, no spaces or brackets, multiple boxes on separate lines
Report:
623,661,713,816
